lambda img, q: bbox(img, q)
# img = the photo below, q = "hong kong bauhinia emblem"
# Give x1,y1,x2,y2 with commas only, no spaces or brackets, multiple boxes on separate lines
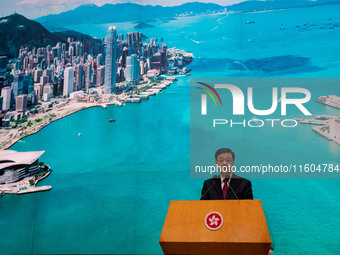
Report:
204,211,223,230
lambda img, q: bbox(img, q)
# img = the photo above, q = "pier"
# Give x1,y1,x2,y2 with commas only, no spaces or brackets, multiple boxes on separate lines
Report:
135,95,149,100
146,89,161,94
140,91,156,96
299,119,328,125
296,115,340,145
17,185,52,195
316,95,340,109
166,77,178,81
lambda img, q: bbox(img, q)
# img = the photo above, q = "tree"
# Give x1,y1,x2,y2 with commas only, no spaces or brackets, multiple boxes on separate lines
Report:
39,162,46,167
29,179,34,186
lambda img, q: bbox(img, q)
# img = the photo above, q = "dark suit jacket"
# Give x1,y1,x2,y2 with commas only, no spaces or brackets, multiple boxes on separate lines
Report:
201,175,253,200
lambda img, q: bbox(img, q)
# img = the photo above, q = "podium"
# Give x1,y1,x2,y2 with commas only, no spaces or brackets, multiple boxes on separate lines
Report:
159,200,271,255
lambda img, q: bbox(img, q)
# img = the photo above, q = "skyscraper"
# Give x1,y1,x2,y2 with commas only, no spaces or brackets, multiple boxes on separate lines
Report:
43,68,53,83
34,83,43,100
122,47,128,68
69,45,74,57
104,26,117,94
97,54,103,67
84,63,92,93
43,83,53,101
16,95,27,112
75,64,84,91
12,73,24,106
126,54,140,85
40,75,49,86
63,67,74,97
23,74,33,95
34,68,43,83
96,66,105,86
1,87,11,110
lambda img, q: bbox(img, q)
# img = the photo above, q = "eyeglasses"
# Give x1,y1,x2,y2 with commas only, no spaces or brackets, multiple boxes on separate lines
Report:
217,159,234,163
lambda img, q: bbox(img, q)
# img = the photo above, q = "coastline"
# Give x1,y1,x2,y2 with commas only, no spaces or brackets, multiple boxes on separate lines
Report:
1,42,194,150
0,102,112,150
0,75,183,150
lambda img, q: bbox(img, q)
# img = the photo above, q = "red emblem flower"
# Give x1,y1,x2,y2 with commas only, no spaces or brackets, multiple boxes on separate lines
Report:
205,211,223,230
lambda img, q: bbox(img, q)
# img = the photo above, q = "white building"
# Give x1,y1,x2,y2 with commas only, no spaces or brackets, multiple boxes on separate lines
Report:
34,83,43,100
1,86,11,110
0,150,45,184
63,67,74,97
125,54,140,85
147,69,158,78
16,94,27,112
43,83,54,102
70,91,85,99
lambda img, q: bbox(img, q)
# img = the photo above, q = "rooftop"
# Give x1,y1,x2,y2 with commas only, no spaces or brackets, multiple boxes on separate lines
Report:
0,150,45,170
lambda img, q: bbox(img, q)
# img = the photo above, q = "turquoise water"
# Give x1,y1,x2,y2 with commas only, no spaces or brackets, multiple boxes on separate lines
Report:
2,4,340,254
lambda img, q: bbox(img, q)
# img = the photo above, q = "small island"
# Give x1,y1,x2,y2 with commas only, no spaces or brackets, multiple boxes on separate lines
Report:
133,21,155,29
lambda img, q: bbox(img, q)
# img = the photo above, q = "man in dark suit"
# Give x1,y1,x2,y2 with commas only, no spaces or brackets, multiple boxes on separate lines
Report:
201,148,253,200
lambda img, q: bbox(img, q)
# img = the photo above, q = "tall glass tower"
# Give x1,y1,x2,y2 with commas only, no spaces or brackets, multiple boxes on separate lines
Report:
104,26,117,94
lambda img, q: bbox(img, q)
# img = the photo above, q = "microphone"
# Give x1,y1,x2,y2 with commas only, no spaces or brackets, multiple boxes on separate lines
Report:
200,180,215,200
228,178,239,200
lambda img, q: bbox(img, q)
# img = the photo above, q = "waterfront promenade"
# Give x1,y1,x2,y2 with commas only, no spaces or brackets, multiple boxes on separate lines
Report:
0,77,179,150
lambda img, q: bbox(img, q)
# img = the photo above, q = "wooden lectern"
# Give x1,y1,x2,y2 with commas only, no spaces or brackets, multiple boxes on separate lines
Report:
159,200,271,255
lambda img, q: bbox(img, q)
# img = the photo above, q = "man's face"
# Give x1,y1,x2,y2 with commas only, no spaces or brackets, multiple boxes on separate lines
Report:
215,152,234,174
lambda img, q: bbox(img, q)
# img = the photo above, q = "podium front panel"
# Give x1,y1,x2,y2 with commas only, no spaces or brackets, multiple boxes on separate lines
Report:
159,200,271,255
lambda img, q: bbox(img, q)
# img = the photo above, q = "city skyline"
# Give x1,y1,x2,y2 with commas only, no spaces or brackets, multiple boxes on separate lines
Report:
1,0,245,19
0,17,194,149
